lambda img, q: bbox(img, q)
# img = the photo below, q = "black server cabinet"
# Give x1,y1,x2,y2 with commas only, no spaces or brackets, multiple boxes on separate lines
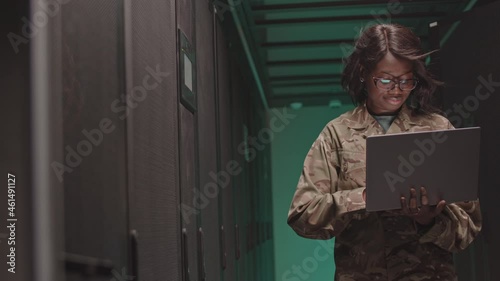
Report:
177,0,201,281
216,18,237,281
195,1,222,281
60,1,129,280
125,0,181,280
439,1,500,280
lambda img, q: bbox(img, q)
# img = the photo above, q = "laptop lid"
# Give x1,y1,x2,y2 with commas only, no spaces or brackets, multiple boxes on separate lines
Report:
366,127,481,212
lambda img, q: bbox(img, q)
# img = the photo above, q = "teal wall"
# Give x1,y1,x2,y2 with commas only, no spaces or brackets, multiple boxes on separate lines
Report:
271,104,354,281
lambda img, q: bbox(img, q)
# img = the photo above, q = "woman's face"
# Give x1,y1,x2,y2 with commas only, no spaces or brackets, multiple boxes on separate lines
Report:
364,52,414,115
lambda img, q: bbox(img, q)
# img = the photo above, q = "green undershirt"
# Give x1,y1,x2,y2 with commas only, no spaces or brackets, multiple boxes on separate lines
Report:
372,114,397,133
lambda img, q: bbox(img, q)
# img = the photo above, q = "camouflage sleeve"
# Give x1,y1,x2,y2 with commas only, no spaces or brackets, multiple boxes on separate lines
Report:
419,200,482,252
287,127,366,240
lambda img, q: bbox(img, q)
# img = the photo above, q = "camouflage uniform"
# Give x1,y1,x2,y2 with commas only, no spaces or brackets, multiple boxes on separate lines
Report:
287,104,482,281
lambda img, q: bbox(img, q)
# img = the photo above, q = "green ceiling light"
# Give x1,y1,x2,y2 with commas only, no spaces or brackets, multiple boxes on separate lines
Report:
463,0,478,12
290,102,303,110
329,99,342,108
227,0,269,111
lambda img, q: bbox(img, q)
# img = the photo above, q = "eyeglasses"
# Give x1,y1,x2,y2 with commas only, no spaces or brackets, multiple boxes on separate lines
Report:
372,77,418,91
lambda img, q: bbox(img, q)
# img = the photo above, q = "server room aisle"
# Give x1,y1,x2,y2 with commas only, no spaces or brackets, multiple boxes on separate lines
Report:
2,0,500,281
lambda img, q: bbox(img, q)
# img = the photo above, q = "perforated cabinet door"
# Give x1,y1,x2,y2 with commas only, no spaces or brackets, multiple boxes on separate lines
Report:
176,0,201,280
178,0,194,44
228,49,252,281
60,1,129,280
125,0,181,280
195,2,221,281
178,105,200,281
216,19,237,281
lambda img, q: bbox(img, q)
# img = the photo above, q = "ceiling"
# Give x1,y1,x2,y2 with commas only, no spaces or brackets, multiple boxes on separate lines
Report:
234,0,480,109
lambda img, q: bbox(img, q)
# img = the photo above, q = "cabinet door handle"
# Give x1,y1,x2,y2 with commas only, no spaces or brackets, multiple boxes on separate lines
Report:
235,224,240,260
197,227,206,281
130,229,139,281
220,225,227,270
182,228,191,281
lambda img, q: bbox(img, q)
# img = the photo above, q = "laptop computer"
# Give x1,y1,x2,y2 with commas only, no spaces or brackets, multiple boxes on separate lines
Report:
365,127,481,212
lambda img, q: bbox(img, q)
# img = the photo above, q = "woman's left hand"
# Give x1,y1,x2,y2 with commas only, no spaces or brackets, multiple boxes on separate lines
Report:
400,186,446,225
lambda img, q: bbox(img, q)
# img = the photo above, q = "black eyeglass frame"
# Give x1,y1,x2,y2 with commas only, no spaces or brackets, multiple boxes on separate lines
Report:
372,76,419,91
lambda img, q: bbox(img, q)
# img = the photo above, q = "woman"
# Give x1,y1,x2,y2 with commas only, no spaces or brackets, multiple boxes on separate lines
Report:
287,24,482,281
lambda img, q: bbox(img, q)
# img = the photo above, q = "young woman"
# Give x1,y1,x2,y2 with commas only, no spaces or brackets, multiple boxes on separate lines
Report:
287,24,481,281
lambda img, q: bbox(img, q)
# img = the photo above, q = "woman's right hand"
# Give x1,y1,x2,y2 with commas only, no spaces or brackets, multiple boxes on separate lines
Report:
400,186,446,225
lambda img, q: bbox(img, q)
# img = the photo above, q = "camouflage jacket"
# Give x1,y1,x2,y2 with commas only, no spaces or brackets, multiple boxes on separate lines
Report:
287,104,482,281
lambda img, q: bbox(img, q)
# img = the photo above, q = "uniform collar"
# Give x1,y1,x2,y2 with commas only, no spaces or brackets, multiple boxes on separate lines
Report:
344,103,422,132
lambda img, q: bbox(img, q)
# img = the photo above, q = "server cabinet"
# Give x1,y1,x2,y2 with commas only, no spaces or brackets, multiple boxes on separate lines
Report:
229,56,251,281
179,105,199,281
1,2,39,281
60,1,129,280
439,2,500,279
195,1,222,281
215,18,237,281
125,0,181,280
176,0,201,280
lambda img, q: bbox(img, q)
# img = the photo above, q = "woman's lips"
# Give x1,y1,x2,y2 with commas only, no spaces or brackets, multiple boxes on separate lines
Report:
385,96,403,105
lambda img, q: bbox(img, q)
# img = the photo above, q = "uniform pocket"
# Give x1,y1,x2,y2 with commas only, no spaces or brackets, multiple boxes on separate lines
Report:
339,150,367,187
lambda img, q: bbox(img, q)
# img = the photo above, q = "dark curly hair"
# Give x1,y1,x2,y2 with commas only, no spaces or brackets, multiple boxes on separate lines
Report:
341,23,442,115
